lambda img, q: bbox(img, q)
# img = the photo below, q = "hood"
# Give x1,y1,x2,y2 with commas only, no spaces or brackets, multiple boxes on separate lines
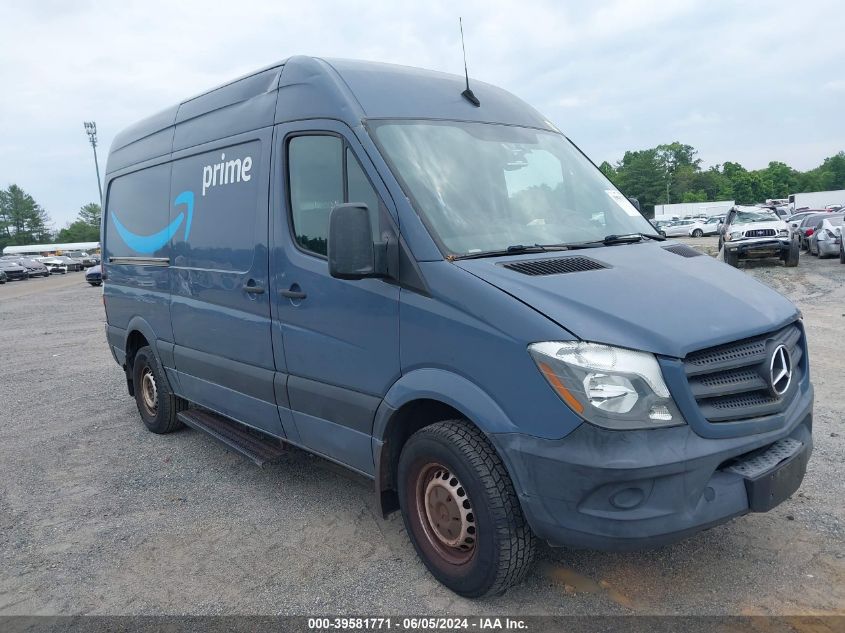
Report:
454,242,798,358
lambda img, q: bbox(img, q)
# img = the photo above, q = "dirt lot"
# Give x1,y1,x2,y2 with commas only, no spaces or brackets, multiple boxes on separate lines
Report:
1,249,843,616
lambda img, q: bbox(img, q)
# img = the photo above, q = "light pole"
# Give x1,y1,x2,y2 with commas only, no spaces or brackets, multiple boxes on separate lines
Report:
84,121,103,209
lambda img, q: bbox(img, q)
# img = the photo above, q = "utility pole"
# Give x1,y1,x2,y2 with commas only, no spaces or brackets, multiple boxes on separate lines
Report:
83,121,103,209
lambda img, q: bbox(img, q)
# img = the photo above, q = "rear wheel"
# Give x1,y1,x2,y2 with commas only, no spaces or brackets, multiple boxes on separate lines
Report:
397,420,535,598
692,229,703,238
132,346,186,434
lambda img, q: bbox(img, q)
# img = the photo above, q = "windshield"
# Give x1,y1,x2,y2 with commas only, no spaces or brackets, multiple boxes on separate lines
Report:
734,210,778,224
370,120,655,256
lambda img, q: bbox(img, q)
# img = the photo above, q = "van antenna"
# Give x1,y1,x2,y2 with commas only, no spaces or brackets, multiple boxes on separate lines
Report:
459,18,480,107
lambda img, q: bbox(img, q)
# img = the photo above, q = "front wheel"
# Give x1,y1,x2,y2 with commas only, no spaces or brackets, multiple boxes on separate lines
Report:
725,248,739,267
840,242,845,264
397,420,536,598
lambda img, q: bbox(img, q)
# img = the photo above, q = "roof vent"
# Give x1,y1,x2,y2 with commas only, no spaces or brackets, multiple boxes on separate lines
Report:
662,244,703,258
501,256,608,276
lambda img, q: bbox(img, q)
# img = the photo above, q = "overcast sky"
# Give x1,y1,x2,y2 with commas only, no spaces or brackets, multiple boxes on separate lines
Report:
2,0,843,227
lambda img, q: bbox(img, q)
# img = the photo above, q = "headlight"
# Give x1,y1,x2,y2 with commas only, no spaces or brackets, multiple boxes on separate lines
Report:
778,229,789,237
730,231,742,240
529,341,686,430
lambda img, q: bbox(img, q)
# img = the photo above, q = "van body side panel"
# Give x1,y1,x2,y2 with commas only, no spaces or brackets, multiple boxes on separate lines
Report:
103,162,175,352
168,129,283,437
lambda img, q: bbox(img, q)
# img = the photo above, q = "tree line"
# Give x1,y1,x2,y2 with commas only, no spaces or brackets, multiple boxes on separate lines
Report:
0,184,100,251
599,143,845,217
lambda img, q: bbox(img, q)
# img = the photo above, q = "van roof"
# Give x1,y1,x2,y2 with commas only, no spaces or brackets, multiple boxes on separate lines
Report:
106,56,555,174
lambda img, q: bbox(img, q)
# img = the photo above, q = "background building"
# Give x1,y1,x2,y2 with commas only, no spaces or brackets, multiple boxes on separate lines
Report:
653,201,735,221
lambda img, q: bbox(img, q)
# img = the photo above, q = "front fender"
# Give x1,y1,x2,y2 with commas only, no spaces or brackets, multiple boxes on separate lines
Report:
374,368,518,439
370,367,523,517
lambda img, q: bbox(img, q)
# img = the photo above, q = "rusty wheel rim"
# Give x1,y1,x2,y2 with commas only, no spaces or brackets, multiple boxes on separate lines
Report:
140,366,158,416
414,463,476,565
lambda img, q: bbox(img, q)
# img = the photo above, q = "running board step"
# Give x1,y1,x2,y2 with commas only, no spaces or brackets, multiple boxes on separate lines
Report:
177,409,285,467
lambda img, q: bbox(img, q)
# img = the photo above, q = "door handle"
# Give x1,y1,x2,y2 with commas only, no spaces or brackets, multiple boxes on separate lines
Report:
280,288,307,300
243,283,265,294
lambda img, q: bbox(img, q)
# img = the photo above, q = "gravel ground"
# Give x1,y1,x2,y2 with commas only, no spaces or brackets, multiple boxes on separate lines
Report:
1,251,843,616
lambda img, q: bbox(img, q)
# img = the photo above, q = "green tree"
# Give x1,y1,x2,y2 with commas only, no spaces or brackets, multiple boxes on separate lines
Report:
612,148,667,215
681,190,708,203
606,144,845,210
598,161,616,180
78,202,101,230
56,202,102,242
0,184,52,249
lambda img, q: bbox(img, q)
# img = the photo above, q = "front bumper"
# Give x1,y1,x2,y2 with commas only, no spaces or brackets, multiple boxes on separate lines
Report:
725,237,790,259
493,383,813,550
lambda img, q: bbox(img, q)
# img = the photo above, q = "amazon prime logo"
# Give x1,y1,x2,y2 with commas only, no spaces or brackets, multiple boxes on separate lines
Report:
768,344,792,397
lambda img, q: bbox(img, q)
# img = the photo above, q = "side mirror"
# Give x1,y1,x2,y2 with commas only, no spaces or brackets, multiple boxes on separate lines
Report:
328,203,382,280
627,197,641,212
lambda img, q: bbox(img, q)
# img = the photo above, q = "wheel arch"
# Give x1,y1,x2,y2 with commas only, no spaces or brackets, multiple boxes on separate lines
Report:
123,316,166,396
372,368,520,517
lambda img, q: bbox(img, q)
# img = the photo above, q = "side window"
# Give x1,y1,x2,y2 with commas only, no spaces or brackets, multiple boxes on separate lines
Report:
104,163,171,258
288,136,343,256
346,148,381,241
288,135,383,256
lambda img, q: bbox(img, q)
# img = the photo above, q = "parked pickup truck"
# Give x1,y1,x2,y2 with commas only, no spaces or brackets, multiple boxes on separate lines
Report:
720,206,799,268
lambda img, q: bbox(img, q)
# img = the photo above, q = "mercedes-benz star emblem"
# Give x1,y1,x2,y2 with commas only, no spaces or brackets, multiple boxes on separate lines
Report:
769,344,792,396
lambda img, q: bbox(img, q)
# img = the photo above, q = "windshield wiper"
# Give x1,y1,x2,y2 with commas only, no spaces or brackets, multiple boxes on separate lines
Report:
605,232,665,243
562,232,666,249
453,243,572,260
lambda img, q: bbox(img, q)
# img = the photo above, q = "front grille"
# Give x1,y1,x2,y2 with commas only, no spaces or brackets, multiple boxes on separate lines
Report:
744,228,776,238
683,324,803,422
501,256,608,276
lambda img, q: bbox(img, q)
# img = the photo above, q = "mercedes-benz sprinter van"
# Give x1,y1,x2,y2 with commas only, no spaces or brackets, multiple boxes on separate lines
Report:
102,57,813,598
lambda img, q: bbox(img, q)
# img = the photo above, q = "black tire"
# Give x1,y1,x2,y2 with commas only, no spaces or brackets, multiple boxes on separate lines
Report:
397,420,536,598
132,346,186,434
724,248,739,267
692,229,703,238
784,239,799,267
840,242,845,264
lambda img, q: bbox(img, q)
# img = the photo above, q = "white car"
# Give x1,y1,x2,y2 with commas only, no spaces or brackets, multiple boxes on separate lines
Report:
36,257,68,274
662,219,698,237
720,207,798,267
688,216,724,237
808,215,844,258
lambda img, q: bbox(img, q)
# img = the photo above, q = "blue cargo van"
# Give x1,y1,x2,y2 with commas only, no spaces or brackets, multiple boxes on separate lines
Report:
102,56,813,597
